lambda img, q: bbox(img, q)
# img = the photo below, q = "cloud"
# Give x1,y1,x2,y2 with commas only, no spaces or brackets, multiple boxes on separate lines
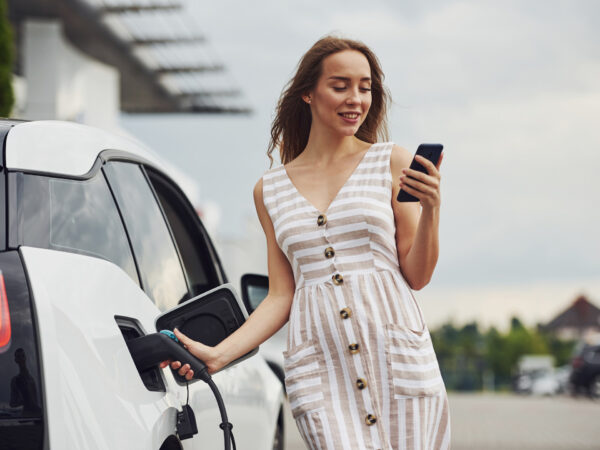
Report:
419,277,600,331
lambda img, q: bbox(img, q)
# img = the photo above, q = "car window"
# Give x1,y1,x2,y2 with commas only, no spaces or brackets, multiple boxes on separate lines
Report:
19,173,139,284
146,169,223,297
103,162,188,311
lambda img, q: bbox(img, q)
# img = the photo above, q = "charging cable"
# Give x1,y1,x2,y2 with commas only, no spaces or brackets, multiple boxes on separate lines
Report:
207,377,236,450
126,330,236,449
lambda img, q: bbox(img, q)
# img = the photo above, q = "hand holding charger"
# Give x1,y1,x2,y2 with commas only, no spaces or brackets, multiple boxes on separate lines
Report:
137,283,248,449
396,144,443,202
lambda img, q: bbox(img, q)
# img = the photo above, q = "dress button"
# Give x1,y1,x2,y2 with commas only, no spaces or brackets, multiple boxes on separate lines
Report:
324,247,335,258
339,307,352,319
317,214,327,226
332,273,344,285
365,414,377,426
356,378,367,390
348,343,359,354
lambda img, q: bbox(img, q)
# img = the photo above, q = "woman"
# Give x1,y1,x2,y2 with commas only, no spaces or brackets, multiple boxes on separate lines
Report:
163,36,450,449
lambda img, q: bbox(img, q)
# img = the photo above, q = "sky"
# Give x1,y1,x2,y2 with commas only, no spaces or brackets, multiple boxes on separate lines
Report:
120,0,600,330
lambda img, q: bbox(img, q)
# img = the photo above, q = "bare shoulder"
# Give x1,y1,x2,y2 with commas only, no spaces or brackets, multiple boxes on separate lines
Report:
253,177,263,201
390,144,412,166
390,144,413,175
253,177,267,217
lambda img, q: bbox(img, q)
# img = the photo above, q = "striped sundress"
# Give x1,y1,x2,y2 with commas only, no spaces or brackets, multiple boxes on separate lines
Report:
261,142,451,450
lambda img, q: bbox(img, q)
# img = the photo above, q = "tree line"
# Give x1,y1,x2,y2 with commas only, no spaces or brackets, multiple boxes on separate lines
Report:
430,317,576,391
0,0,14,117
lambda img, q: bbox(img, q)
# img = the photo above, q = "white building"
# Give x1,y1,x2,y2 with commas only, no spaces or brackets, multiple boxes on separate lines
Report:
8,0,250,236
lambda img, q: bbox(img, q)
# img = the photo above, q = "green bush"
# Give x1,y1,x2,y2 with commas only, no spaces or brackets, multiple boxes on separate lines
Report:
430,317,576,391
0,0,14,117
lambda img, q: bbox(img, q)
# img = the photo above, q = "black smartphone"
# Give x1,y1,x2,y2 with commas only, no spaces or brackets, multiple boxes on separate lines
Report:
396,143,444,202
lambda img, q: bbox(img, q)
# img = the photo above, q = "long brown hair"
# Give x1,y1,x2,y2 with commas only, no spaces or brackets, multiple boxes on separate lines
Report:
268,35,390,167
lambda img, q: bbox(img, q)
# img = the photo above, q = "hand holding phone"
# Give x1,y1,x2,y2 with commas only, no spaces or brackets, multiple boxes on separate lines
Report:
396,144,444,203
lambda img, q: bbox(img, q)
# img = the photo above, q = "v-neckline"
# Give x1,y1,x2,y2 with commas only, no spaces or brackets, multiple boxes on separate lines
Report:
283,143,376,215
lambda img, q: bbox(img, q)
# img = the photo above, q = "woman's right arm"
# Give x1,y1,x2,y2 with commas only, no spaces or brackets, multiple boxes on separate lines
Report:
163,177,296,379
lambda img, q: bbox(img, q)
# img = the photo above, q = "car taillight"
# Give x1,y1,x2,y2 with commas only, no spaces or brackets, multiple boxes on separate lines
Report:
0,271,11,352
572,356,583,369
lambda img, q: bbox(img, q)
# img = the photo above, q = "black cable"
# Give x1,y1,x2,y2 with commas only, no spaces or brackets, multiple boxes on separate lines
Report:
131,333,235,448
207,377,236,450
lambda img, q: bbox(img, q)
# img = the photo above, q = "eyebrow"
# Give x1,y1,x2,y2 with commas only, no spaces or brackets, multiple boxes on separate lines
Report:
328,76,371,82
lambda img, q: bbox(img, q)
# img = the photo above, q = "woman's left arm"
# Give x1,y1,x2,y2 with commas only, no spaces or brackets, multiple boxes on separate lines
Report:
390,145,444,290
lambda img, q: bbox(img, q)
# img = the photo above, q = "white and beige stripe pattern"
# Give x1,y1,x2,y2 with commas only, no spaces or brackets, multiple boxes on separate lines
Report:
263,142,450,449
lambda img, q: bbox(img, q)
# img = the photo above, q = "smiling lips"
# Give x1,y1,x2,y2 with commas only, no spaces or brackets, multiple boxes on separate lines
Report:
339,112,360,123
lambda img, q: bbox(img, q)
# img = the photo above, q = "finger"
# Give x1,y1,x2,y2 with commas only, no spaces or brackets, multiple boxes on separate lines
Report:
401,169,437,184
159,360,172,369
185,370,194,381
401,180,439,205
415,155,438,175
405,177,438,196
399,182,424,199
400,174,438,192
171,361,182,370
178,364,191,376
173,328,193,347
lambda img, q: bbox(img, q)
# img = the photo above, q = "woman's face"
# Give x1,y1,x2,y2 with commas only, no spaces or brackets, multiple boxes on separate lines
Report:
307,49,372,137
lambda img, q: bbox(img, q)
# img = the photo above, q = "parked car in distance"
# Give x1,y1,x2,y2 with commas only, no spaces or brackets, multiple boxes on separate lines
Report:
569,343,600,398
0,120,284,450
514,355,561,396
554,364,572,394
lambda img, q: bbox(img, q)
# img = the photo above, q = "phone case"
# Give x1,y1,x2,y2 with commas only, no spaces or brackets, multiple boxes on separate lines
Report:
396,144,443,202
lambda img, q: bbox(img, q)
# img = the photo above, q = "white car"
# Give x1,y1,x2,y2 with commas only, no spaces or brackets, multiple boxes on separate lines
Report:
0,120,284,450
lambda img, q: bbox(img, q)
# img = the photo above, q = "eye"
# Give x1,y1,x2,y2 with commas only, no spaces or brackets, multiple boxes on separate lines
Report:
333,87,346,92
360,87,372,92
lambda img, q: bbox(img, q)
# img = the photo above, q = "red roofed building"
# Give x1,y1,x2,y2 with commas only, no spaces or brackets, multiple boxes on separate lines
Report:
543,295,600,342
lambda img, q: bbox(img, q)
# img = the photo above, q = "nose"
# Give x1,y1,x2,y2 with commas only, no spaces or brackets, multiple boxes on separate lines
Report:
346,87,360,105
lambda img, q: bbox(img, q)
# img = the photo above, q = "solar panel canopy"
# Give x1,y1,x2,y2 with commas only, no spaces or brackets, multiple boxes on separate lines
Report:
9,0,250,114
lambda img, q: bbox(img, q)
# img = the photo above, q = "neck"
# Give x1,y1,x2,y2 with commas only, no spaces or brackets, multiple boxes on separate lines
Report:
302,124,360,164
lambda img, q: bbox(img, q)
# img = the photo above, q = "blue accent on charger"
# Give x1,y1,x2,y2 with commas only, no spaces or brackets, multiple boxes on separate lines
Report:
159,329,179,343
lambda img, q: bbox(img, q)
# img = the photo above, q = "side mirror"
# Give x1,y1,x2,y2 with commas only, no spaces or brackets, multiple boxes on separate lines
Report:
240,273,268,315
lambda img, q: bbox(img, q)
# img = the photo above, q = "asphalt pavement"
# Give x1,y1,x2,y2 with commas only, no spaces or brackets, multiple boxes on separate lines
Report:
283,393,600,449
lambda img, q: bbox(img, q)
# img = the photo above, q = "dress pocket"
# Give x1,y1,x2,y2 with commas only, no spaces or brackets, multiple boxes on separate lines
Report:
384,323,444,398
283,339,327,419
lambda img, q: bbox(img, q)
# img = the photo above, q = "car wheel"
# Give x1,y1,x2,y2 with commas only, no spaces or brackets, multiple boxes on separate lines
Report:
591,375,600,399
272,409,284,450
159,435,182,450
568,381,582,397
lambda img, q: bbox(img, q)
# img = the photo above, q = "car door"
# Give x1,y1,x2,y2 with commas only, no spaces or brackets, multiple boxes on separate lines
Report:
104,161,279,450
11,167,182,449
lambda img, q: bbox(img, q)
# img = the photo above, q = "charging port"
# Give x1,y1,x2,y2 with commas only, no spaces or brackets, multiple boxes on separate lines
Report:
116,316,166,392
